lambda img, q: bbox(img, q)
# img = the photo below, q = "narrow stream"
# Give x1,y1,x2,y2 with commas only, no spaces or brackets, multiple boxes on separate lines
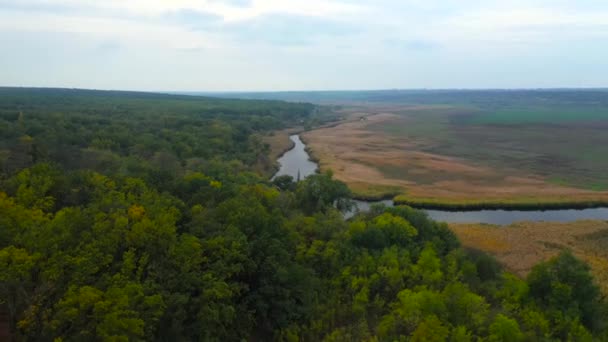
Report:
276,135,608,224
272,135,318,180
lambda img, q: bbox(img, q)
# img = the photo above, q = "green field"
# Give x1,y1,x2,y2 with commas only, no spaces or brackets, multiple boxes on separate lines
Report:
463,108,608,125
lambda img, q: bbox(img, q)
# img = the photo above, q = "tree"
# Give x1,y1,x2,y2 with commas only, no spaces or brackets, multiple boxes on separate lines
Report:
415,244,443,288
349,213,418,250
527,251,602,333
451,326,472,342
442,282,489,331
411,315,449,342
378,289,446,338
296,171,353,215
2,88,608,341
272,174,296,191
10,163,59,212
488,314,523,342
50,283,164,341
0,246,38,335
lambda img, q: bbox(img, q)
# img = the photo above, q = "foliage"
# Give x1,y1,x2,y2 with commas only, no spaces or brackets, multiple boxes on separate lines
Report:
527,251,604,337
0,88,606,341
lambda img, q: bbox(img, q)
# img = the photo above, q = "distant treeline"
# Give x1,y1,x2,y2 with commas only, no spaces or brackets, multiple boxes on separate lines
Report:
185,88,608,106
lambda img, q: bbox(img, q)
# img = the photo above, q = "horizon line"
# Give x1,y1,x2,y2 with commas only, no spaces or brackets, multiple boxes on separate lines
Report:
2,85,608,95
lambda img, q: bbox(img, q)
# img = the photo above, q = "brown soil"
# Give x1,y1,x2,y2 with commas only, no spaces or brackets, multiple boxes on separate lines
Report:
450,221,608,294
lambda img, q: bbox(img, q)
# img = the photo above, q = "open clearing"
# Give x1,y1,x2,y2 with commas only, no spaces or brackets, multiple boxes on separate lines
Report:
302,104,608,205
450,220,608,294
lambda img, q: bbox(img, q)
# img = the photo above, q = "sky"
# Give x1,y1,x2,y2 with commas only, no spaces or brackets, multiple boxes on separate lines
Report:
1,0,607,91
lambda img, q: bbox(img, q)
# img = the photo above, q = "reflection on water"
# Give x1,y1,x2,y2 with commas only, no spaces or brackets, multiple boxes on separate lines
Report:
272,135,318,180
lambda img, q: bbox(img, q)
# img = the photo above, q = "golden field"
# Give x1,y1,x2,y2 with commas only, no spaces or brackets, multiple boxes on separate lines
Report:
450,220,608,294
301,106,608,207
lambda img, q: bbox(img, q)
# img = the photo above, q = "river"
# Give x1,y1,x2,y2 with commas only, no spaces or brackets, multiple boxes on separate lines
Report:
275,134,608,224
272,135,318,180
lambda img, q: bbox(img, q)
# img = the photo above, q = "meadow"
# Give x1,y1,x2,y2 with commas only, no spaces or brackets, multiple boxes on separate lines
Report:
450,220,608,295
301,90,608,207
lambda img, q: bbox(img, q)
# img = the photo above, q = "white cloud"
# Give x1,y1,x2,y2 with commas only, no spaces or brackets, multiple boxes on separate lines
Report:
1,0,608,90
0,10,214,50
450,7,608,31
5,0,365,21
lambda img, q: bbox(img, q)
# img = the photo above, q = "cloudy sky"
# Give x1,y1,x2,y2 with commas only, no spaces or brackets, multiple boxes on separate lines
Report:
1,0,607,91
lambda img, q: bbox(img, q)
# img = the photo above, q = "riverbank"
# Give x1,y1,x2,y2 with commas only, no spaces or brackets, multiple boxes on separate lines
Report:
264,111,363,178
450,220,608,295
272,135,318,180
262,128,300,177
393,196,608,211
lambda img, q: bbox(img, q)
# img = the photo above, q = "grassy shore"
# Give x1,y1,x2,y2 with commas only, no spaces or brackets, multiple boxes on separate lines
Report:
347,183,402,201
394,196,608,211
262,129,297,177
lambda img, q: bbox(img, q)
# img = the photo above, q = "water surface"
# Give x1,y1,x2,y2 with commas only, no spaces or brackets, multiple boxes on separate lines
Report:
272,135,318,180
424,208,608,225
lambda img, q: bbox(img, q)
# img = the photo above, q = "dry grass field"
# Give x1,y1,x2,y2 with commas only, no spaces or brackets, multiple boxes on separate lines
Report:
450,220,608,294
301,105,608,206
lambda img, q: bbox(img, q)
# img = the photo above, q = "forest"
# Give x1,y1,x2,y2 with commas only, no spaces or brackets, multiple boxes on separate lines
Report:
0,87,607,341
